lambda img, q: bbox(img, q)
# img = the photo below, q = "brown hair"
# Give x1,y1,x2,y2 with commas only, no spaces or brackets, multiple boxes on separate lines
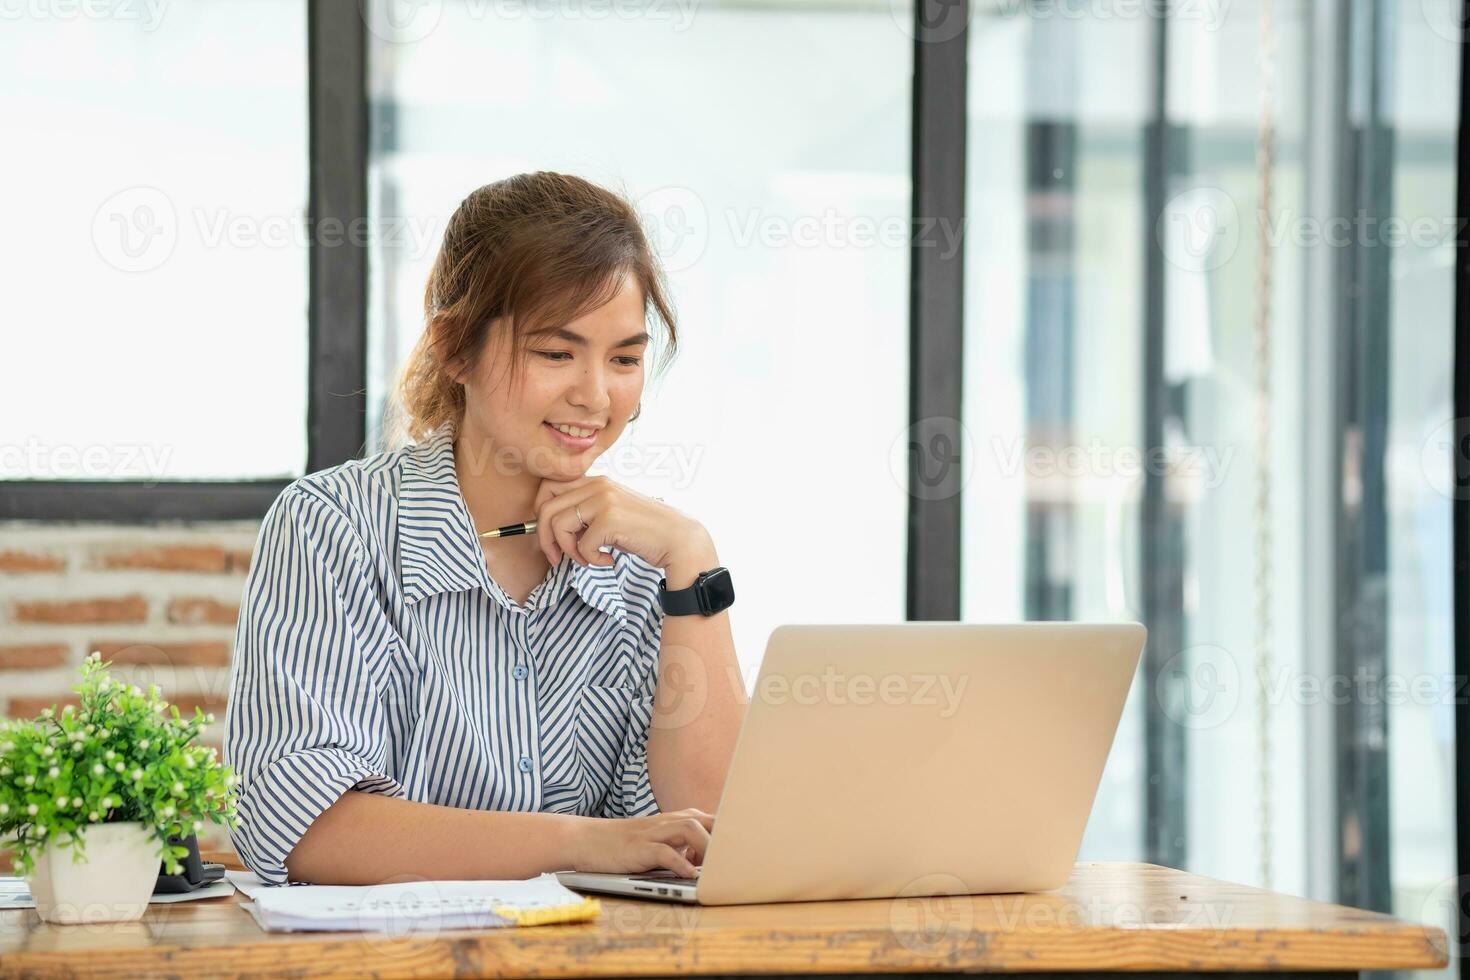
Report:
391,172,678,445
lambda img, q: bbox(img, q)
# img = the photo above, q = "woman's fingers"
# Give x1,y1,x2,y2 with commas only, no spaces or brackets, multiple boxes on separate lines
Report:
646,842,699,878
553,515,584,567
537,487,599,567
576,518,616,567
674,808,715,831
578,810,719,875
653,816,711,867
544,495,591,567
655,816,712,849
535,494,579,565
532,475,596,514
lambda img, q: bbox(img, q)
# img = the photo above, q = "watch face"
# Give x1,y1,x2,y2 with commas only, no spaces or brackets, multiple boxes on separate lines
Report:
697,567,735,614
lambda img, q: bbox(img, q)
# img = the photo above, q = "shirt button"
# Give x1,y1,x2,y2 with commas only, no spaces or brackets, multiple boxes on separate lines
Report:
512,664,528,680
518,756,533,773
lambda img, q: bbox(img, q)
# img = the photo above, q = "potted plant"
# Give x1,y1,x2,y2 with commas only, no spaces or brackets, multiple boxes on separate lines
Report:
0,651,239,923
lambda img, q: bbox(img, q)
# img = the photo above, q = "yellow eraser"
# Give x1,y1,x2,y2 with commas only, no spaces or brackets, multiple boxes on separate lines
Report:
494,896,602,927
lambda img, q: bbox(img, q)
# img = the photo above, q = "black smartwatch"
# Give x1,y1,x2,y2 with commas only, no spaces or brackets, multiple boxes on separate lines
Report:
658,566,735,616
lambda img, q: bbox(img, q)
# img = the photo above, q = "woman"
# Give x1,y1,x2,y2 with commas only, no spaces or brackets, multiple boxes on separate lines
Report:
224,173,744,885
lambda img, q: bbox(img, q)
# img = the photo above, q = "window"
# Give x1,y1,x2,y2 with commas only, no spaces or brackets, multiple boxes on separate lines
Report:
365,0,914,682
0,1,309,485
960,0,1462,942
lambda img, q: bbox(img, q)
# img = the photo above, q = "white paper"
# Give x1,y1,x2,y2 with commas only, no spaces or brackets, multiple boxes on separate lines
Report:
244,872,589,933
0,875,235,909
224,869,275,900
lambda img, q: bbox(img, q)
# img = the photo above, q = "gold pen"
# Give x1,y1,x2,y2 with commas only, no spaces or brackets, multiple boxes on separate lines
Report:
478,497,661,539
479,521,537,539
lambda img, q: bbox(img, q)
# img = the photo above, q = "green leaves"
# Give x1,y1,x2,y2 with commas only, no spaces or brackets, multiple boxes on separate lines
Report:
0,652,240,877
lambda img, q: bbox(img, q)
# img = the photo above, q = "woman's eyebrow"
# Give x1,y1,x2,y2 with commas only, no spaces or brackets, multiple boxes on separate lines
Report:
547,327,650,348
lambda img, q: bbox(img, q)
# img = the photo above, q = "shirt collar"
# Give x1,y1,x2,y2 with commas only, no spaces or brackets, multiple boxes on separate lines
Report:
397,425,626,620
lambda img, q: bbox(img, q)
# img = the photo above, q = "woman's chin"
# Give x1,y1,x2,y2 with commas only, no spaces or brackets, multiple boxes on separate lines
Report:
535,455,596,482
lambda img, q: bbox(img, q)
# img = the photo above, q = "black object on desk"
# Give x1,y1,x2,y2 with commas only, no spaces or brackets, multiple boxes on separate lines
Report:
153,834,225,894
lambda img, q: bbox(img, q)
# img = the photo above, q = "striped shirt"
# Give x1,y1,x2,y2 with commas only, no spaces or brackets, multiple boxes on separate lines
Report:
223,426,665,884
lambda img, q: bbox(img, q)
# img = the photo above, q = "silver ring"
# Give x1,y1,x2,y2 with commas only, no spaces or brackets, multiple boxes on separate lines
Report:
575,504,587,529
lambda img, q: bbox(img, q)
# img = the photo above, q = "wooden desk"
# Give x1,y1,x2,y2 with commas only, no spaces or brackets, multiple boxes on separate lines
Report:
0,861,1448,979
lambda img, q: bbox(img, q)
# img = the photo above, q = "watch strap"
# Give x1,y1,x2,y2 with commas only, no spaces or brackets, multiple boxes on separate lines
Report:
658,575,705,616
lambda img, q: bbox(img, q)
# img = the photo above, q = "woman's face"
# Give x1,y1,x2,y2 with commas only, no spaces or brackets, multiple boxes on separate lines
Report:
456,272,648,482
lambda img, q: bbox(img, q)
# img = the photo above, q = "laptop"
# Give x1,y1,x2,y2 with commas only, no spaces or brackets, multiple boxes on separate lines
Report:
557,621,1146,906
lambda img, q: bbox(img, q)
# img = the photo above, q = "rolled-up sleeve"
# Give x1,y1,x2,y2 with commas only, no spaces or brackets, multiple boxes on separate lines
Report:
599,575,663,819
224,488,402,884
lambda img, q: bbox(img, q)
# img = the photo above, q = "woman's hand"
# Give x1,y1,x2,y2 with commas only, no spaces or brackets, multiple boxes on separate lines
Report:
567,809,714,877
533,475,708,572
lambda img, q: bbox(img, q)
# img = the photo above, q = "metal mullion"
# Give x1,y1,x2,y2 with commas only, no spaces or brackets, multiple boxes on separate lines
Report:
1333,0,1394,918
906,0,968,621
307,0,370,473
1303,0,1350,906
1140,0,1188,871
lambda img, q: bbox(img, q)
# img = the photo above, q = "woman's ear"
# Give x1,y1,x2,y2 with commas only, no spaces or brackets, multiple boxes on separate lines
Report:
429,316,472,384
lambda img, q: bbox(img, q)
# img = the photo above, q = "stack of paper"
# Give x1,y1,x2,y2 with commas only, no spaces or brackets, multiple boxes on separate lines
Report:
241,872,600,933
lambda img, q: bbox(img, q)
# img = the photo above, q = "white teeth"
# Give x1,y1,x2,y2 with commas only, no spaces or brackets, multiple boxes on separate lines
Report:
550,423,595,438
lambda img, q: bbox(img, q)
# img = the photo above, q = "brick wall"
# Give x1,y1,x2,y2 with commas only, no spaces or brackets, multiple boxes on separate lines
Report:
0,521,262,859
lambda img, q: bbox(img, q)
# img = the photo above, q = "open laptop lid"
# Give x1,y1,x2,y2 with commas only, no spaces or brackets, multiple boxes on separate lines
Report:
695,622,1145,905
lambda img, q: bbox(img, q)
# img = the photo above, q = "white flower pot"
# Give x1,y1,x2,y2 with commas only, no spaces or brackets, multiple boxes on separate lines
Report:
26,821,160,924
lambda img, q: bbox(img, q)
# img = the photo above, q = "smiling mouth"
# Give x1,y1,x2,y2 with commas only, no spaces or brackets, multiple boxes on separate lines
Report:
546,421,601,438
543,421,600,447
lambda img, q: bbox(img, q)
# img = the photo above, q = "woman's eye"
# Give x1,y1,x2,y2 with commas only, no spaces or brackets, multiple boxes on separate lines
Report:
535,351,641,367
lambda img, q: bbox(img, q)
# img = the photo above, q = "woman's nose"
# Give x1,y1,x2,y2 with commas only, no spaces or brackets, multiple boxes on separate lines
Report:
569,364,611,412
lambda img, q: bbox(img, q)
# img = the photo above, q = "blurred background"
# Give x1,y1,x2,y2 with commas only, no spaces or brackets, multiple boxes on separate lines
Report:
0,1,1464,975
